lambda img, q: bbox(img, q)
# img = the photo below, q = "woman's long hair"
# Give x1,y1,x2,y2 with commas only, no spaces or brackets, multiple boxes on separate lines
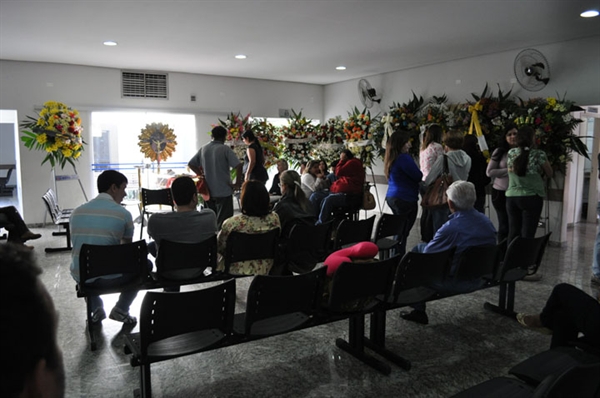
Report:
491,123,517,162
280,170,310,211
420,124,443,151
384,130,410,179
304,160,320,175
513,126,535,177
240,180,270,216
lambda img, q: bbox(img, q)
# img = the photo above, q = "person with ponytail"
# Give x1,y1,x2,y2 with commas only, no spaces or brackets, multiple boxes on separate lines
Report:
273,170,316,236
506,126,553,244
384,130,423,256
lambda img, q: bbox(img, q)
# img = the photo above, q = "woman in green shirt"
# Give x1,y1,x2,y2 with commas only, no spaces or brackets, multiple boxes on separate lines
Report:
506,126,553,244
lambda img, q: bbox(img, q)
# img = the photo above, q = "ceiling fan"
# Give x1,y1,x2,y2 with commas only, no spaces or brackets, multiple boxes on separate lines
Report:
358,79,381,108
513,48,551,92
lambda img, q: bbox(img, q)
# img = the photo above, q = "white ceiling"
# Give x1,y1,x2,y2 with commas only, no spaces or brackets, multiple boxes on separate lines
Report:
1,0,599,85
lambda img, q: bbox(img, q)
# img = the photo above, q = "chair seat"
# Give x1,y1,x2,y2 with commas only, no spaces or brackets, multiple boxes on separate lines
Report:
146,329,227,359
393,286,438,306
376,237,398,251
233,312,311,336
450,377,533,398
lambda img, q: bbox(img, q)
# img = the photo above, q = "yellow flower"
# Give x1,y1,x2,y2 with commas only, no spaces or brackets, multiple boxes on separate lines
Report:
73,151,82,159
36,133,48,144
55,138,63,148
62,148,73,158
546,97,557,109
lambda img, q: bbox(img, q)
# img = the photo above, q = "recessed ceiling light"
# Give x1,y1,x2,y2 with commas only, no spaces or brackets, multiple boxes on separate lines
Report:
336,66,347,70
580,9,599,17
235,54,247,59
103,40,118,46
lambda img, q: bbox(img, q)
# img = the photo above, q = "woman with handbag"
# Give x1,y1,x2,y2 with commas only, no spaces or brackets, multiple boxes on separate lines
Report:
506,126,553,244
242,129,269,184
384,131,423,256
423,130,471,236
419,124,444,242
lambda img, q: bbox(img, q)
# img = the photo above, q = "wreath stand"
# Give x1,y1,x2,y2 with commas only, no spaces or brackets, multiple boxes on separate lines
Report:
367,167,383,215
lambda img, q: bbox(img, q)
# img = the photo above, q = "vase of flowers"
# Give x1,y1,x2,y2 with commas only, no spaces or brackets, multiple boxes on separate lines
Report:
213,112,251,161
20,101,85,169
343,107,382,168
314,116,345,165
280,110,318,168
418,95,455,134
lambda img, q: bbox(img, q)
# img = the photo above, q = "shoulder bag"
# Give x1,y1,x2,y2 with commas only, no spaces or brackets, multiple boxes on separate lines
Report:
421,155,453,209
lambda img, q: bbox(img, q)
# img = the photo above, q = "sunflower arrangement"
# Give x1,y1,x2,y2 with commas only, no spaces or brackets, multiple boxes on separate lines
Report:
280,109,318,168
20,101,85,169
343,107,382,168
250,118,282,169
138,122,177,164
513,96,585,171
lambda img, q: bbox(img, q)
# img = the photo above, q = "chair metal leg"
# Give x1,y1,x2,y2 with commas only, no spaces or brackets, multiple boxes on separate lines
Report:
139,364,152,398
484,282,517,318
85,299,98,351
364,311,411,370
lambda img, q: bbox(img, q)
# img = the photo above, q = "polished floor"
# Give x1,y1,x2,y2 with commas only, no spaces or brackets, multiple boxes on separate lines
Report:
8,207,600,398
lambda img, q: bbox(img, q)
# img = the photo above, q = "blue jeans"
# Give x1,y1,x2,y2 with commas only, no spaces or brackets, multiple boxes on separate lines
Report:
310,191,351,225
385,197,418,257
86,274,139,313
593,202,600,278
506,195,543,243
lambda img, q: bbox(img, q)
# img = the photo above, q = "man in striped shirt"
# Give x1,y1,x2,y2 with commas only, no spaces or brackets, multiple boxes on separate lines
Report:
69,170,137,325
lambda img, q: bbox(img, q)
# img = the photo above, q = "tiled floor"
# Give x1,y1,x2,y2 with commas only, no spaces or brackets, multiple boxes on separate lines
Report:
12,214,600,398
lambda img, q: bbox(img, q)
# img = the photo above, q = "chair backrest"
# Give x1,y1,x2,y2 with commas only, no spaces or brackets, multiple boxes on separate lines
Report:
374,213,405,243
79,240,149,288
0,166,13,186
224,229,280,274
495,233,551,282
327,255,399,313
42,190,60,223
155,236,217,281
392,249,454,305
333,215,376,250
283,222,332,273
139,279,236,357
452,244,500,282
242,266,327,335
534,362,600,398
141,188,174,209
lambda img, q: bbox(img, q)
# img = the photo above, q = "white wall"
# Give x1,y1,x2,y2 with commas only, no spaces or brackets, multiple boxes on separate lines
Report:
0,61,324,223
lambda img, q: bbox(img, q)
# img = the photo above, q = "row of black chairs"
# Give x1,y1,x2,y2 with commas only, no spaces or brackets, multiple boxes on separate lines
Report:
41,189,72,253
75,231,554,397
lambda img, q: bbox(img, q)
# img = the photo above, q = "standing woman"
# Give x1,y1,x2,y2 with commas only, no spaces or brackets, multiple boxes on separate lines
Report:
419,124,445,242
384,131,423,256
463,134,491,213
242,129,269,184
486,123,518,243
506,126,553,244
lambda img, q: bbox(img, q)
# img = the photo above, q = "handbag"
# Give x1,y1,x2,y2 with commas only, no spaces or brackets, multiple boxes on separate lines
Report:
195,167,211,201
362,184,376,210
421,155,453,209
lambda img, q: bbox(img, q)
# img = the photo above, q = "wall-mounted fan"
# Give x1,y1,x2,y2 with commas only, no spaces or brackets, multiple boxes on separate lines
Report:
513,48,550,92
358,79,381,108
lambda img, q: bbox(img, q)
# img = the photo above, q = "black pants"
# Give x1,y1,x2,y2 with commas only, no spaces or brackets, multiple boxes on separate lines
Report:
491,188,508,243
540,283,600,349
506,195,543,243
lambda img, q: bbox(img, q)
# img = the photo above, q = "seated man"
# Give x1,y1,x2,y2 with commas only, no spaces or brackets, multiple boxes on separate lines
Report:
148,176,217,280
69,170,138,325
402,180,497,325
310,150,365,225
1,243,65,398
0,206,41,248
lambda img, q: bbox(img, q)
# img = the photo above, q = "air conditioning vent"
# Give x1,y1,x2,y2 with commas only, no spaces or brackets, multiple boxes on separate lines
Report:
122,71,168,99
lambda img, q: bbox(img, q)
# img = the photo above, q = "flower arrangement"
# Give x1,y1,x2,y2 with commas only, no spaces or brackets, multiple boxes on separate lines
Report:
214,112,251,143
418,95,455,133
279,110,318,168
313,116,346,165
20,101,85,169
383,93,424,157
513,96,585,171
343,107,382,168
138,122,177,165
250,118,282,169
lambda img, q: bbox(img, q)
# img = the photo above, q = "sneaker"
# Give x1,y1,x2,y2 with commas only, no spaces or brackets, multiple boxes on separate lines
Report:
400,310,429,325
109,307,137,325
592,274,600,286
91,308,106,323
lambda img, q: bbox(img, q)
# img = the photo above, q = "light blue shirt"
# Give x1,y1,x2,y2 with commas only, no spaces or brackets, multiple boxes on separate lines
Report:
69,193,134,282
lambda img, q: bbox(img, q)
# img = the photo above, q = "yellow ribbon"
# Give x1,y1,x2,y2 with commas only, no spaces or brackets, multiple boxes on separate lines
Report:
468,101,489,159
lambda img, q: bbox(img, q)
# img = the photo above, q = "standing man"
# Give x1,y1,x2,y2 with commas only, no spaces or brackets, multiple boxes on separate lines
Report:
69,170,138,325
188,126,243,229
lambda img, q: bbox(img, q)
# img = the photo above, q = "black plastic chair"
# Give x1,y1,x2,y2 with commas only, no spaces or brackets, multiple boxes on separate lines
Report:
449,244,500,292
233,266,327,336
223,229,280,275
154,236,218,287
139,188,174,239
280,222,332,274
124,279,236,398
484,233,551,318
450,362,600,398
42,189,72,253
333,215,375,250
373,213,405,259
77,240,150,351
324,256,399,375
